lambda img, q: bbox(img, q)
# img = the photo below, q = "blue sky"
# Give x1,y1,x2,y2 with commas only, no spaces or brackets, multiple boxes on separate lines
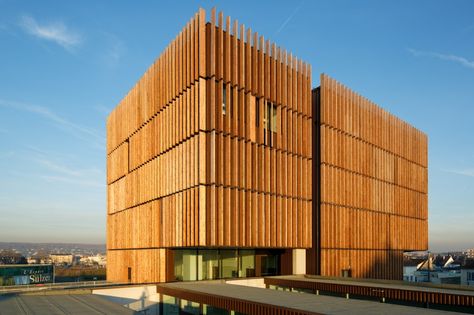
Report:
0,0,472,252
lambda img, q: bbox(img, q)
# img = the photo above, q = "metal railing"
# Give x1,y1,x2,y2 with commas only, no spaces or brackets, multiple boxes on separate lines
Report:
0,280,128,294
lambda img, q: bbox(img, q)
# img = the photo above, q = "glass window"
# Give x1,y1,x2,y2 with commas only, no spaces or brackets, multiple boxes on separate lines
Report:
261,254,279,276
174,251,183,281
222,85,227,115
180,299,200,315
199,250,219,280
174,250,198,281
173,249,280,281
263,101,277,146
265,101,271,130
271,104,277,132
239,250,255,278
220,250,238,278
162,295,179,314
203,305,229,315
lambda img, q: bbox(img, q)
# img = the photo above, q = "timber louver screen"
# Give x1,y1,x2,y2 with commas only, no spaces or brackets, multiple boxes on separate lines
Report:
106,8,312,283
310,74,428,280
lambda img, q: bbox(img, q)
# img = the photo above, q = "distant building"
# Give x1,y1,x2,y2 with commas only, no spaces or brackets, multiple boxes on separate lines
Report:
28,252,52,265
466,249,474,259
406,255,461,285
429,270,461,285
50,253,74,265
403,258,425,282
0,250,27,265
79,254,106,267
461,260,474,286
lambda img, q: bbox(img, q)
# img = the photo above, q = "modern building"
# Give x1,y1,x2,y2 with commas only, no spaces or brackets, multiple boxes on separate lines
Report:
106,8,428,284
49,253,74,266
461,260,474,286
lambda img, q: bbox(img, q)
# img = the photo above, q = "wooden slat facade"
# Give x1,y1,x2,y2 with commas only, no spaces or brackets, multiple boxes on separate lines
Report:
106,8,312,284
107,9,428,284
306,74,428,280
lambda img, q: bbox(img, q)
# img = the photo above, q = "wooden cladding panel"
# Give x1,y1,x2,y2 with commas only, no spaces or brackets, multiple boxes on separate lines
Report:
107,8,313,286
317,74,428,280
319,204,427,251
320,249,403,280
320,74,427,167
196,8,311,248
107,141,128,184
107,248,166,283
108,133,202,215
107,9,207,154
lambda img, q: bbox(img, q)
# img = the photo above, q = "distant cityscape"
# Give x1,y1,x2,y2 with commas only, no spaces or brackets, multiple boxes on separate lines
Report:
1,242,474,287
0,242,105,258
404,248,474,286
0,242,106,285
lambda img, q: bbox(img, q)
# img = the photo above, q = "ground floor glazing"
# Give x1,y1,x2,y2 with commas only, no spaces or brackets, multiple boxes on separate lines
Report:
172,248,283,281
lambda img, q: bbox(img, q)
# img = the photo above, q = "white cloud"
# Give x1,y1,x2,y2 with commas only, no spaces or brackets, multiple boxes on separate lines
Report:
0,99,105,148
274,1,305,36
19,15,82,50
442,168,474,178
26,148,104,188
41,175,104,188
408,48,474,70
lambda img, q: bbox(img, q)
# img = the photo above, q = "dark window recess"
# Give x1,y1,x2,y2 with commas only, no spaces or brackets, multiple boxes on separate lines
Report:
127,267,132,281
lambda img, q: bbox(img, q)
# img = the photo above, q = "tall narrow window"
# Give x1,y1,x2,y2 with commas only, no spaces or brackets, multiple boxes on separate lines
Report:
271,104,277,132
263,101,278,146
266,101,271,131
222,85,227,115
256,97,260,126
230,87,233,117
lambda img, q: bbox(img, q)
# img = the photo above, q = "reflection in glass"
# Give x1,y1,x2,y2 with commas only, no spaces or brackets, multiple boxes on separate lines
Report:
239,250,255,277
220,250,238,278
199,250,219,280
174,249,197,281
174,249,279,281
162,294,179,314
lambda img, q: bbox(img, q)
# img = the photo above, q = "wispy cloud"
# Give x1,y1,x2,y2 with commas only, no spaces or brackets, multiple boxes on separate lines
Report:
408,48,474,70
41,175,104,188
442,168,474,178
26,148,104,188
274,1,305,36
100,32,125,68
0,99,104,148
19,15,82,50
